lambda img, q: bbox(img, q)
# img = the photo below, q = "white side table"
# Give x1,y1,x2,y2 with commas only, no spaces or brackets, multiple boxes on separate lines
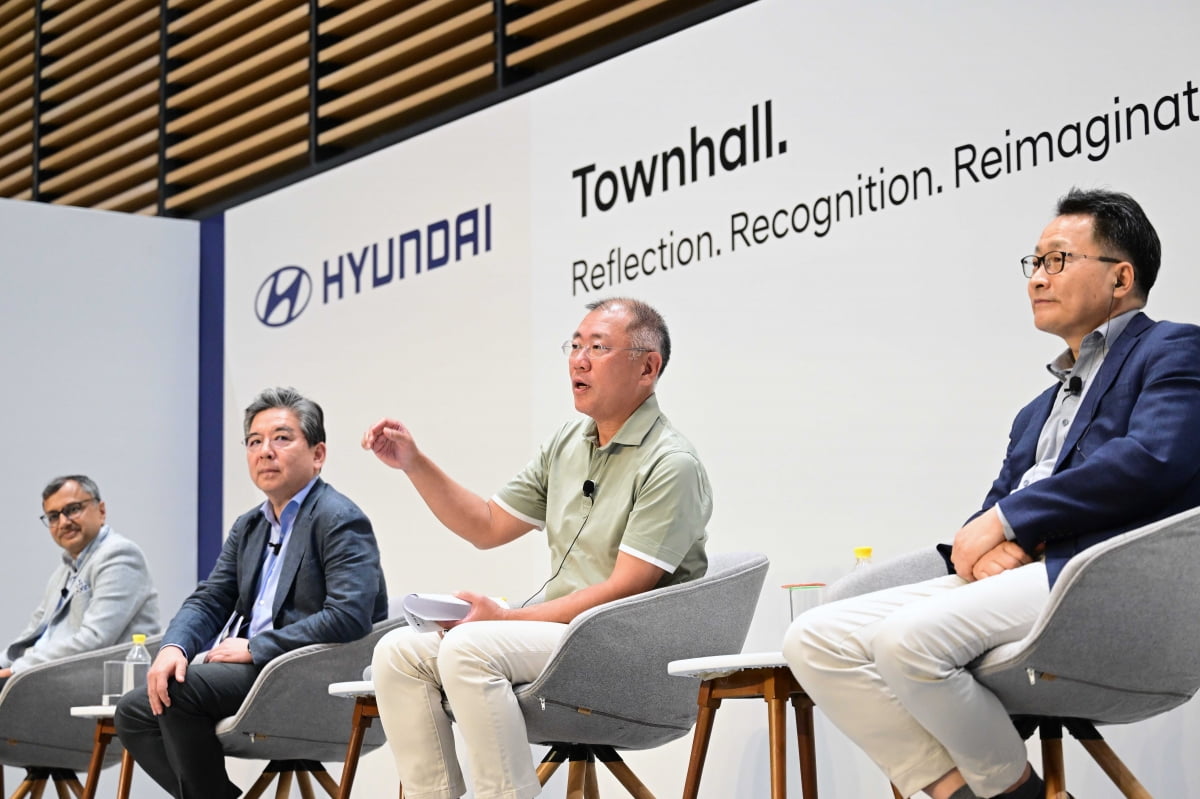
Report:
668,652,816,799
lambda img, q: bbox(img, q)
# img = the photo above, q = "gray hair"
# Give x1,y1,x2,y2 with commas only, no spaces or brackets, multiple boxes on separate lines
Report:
585,297,672,377
43,474,101,502
243,387,326,445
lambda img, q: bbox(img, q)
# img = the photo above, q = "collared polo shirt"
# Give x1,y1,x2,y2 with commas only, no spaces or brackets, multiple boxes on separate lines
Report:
494,393,711,601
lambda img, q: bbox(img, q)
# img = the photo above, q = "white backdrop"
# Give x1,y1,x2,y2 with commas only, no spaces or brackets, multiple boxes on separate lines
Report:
221,1,1200,796
0,198,199,793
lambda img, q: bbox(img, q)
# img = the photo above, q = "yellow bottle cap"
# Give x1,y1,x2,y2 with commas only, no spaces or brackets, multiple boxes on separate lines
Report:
132,634,147,644
853,546,873,559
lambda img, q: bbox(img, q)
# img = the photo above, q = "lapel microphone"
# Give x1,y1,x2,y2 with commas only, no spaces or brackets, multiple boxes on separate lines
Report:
1065,376,1083,396
268,538,282,556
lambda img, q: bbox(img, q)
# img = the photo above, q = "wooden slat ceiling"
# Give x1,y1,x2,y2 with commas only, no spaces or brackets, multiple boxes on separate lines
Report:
40,0,159,213
0,0,738,216
0,0,34,200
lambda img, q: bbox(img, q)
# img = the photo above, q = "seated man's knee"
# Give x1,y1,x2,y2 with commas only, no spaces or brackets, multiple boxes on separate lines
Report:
113,687,154,734
783,606,845,681
872,613,946,685
437,626,500,679
372,627,425,686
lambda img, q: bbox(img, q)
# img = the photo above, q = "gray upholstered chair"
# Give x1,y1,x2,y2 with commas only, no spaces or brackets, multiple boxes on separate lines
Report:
825,504,1200,799
214,616,407,798
0,633,162,798
519,550,769,797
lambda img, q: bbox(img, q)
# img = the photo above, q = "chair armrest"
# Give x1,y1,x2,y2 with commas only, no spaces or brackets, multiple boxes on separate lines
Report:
215,617,406,756
515,552,768,734
974,505,1200,696
0,634,165,768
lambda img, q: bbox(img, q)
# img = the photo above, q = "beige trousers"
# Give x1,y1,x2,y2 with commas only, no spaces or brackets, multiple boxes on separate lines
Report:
372,621,569,799
783,563,1049,798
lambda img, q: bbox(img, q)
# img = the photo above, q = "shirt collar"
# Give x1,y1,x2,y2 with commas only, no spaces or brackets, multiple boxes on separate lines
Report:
62,524,110,570
1046,309,1140,383
584,393,662,449
259,475,320,527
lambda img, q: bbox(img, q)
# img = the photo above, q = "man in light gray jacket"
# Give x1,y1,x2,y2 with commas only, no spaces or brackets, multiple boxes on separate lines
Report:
0,475,160,683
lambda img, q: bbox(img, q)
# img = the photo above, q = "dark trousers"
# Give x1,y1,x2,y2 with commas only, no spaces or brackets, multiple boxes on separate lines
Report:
114,661,262,799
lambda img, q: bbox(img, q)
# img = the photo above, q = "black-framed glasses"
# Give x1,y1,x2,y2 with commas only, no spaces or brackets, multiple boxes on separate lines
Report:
40,498,97,528
561,341,653,359
1020,251,1121,278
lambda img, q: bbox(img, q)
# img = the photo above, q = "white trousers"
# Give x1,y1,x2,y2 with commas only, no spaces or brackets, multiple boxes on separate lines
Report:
372,621,569,799
782,563,1050,798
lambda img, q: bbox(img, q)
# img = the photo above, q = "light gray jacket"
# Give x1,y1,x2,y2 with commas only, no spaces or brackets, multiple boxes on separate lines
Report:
0,526,161,672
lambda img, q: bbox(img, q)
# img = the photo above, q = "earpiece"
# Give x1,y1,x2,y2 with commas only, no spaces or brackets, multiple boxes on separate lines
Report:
1114,279,1124,289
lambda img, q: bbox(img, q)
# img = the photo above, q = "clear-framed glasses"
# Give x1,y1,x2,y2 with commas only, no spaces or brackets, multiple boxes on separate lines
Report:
40,498,97,528
243,431,301,453
561,341,653,359
1020,251,1121,278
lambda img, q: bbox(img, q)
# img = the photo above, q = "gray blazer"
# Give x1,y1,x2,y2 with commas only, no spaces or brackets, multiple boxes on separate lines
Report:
163,478,387,665
1,527,161,672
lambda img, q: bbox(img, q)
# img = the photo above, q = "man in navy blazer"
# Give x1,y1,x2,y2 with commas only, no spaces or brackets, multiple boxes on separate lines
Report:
785,189,1200,799
115,387,387,799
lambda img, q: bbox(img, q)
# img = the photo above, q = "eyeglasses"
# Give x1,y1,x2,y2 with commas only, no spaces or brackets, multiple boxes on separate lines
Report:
1020,251,1121,278
561,341,653,359
243,432,301,453
40,498,97,528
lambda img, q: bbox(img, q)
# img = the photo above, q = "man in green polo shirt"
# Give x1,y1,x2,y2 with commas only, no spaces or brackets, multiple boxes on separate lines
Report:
362,296,711,799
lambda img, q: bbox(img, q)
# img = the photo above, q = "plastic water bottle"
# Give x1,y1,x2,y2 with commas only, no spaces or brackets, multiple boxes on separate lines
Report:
122,633,151,693
853,546,873,569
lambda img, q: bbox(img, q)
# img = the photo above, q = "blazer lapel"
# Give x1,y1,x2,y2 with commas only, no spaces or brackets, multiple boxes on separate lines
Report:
1055,313,1151,470
271,480,322,617
240,515,271,613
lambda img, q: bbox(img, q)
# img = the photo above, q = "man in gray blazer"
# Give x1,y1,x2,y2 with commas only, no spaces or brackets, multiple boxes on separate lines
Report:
0,474,160,684
114,387,388,799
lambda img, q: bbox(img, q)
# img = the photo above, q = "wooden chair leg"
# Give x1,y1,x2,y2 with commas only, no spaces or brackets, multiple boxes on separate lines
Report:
791,693,818,799
337,697,376,799
890,783,903,799
566,759,587,799
1063,719,1153,799
274,769,294,799
8,772,35,796
583,759,601,799
594,746,655,799
243,768,278,799
1075,738,1151,799
1039,720,1067,799
681,682,720,799
297,769,316,799
312,767,340,798
537,745,570,786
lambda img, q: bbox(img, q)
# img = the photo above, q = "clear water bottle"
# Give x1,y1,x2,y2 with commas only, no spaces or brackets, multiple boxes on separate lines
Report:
853,546,873,569
122,633,151,693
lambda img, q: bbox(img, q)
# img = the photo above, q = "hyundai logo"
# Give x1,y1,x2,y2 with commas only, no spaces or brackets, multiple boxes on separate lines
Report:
255,266,312,327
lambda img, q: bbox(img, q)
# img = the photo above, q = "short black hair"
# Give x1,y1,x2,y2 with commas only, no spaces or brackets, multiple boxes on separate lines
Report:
1056,188,1161,298
243,387,326,445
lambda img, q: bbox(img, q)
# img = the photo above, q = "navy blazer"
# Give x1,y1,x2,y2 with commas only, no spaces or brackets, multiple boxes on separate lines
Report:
965,313,1200,586
164,478,387,665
